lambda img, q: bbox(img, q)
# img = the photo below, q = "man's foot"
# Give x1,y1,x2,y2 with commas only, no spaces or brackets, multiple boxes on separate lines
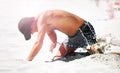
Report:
87,46,100,54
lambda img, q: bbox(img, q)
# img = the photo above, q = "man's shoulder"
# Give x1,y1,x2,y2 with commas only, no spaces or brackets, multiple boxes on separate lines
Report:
37,10,71,18
41,10,54,17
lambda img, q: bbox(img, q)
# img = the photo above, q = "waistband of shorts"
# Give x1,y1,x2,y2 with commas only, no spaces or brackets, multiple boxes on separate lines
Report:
68,21,87,38
80,20,88,29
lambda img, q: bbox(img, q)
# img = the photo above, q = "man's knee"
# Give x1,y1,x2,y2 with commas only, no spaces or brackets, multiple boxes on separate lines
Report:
66,48,76,55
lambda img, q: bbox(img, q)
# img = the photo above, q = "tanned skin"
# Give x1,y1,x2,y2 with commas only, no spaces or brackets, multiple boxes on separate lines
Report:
27,10,85,61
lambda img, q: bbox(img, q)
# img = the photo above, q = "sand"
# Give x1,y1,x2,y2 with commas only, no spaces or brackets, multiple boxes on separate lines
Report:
0,54,120,73
0,0,120,73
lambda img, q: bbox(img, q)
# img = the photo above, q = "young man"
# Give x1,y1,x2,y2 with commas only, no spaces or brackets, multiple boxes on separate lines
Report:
18,10,97,61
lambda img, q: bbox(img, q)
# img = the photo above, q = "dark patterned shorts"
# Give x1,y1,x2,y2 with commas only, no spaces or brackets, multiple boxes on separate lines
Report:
62,21,97,49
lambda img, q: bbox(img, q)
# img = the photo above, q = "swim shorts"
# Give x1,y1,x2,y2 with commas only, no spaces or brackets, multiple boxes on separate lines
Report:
62,21,97,49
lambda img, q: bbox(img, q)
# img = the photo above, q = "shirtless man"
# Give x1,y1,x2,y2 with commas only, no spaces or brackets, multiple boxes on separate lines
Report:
18,10,97,61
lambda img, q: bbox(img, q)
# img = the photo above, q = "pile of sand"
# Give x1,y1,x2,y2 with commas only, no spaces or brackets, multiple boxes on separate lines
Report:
16,54,120,73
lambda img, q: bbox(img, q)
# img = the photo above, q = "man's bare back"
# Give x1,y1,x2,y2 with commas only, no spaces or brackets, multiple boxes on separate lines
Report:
38,10,85,37
18,10,97,61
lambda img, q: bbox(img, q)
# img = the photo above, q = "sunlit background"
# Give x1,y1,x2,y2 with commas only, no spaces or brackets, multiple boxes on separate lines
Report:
0,0,120,61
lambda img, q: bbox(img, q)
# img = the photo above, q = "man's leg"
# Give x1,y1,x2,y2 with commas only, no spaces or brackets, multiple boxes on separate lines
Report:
81,21,98,54
52,44,76,60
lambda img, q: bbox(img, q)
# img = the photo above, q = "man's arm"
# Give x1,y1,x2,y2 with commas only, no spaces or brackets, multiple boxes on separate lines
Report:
47,30,57,52
27,29,46,61
27,13,46,61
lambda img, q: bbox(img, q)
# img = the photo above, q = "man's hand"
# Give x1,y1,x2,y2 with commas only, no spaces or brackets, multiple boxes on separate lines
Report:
49,43,56,52
27,57,34,61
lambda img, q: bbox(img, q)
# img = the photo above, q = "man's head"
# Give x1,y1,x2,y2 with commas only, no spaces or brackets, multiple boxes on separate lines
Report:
18,17,35,40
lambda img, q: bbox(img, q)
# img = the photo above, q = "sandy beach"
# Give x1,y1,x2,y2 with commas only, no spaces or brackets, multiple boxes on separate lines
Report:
0,0,120,73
